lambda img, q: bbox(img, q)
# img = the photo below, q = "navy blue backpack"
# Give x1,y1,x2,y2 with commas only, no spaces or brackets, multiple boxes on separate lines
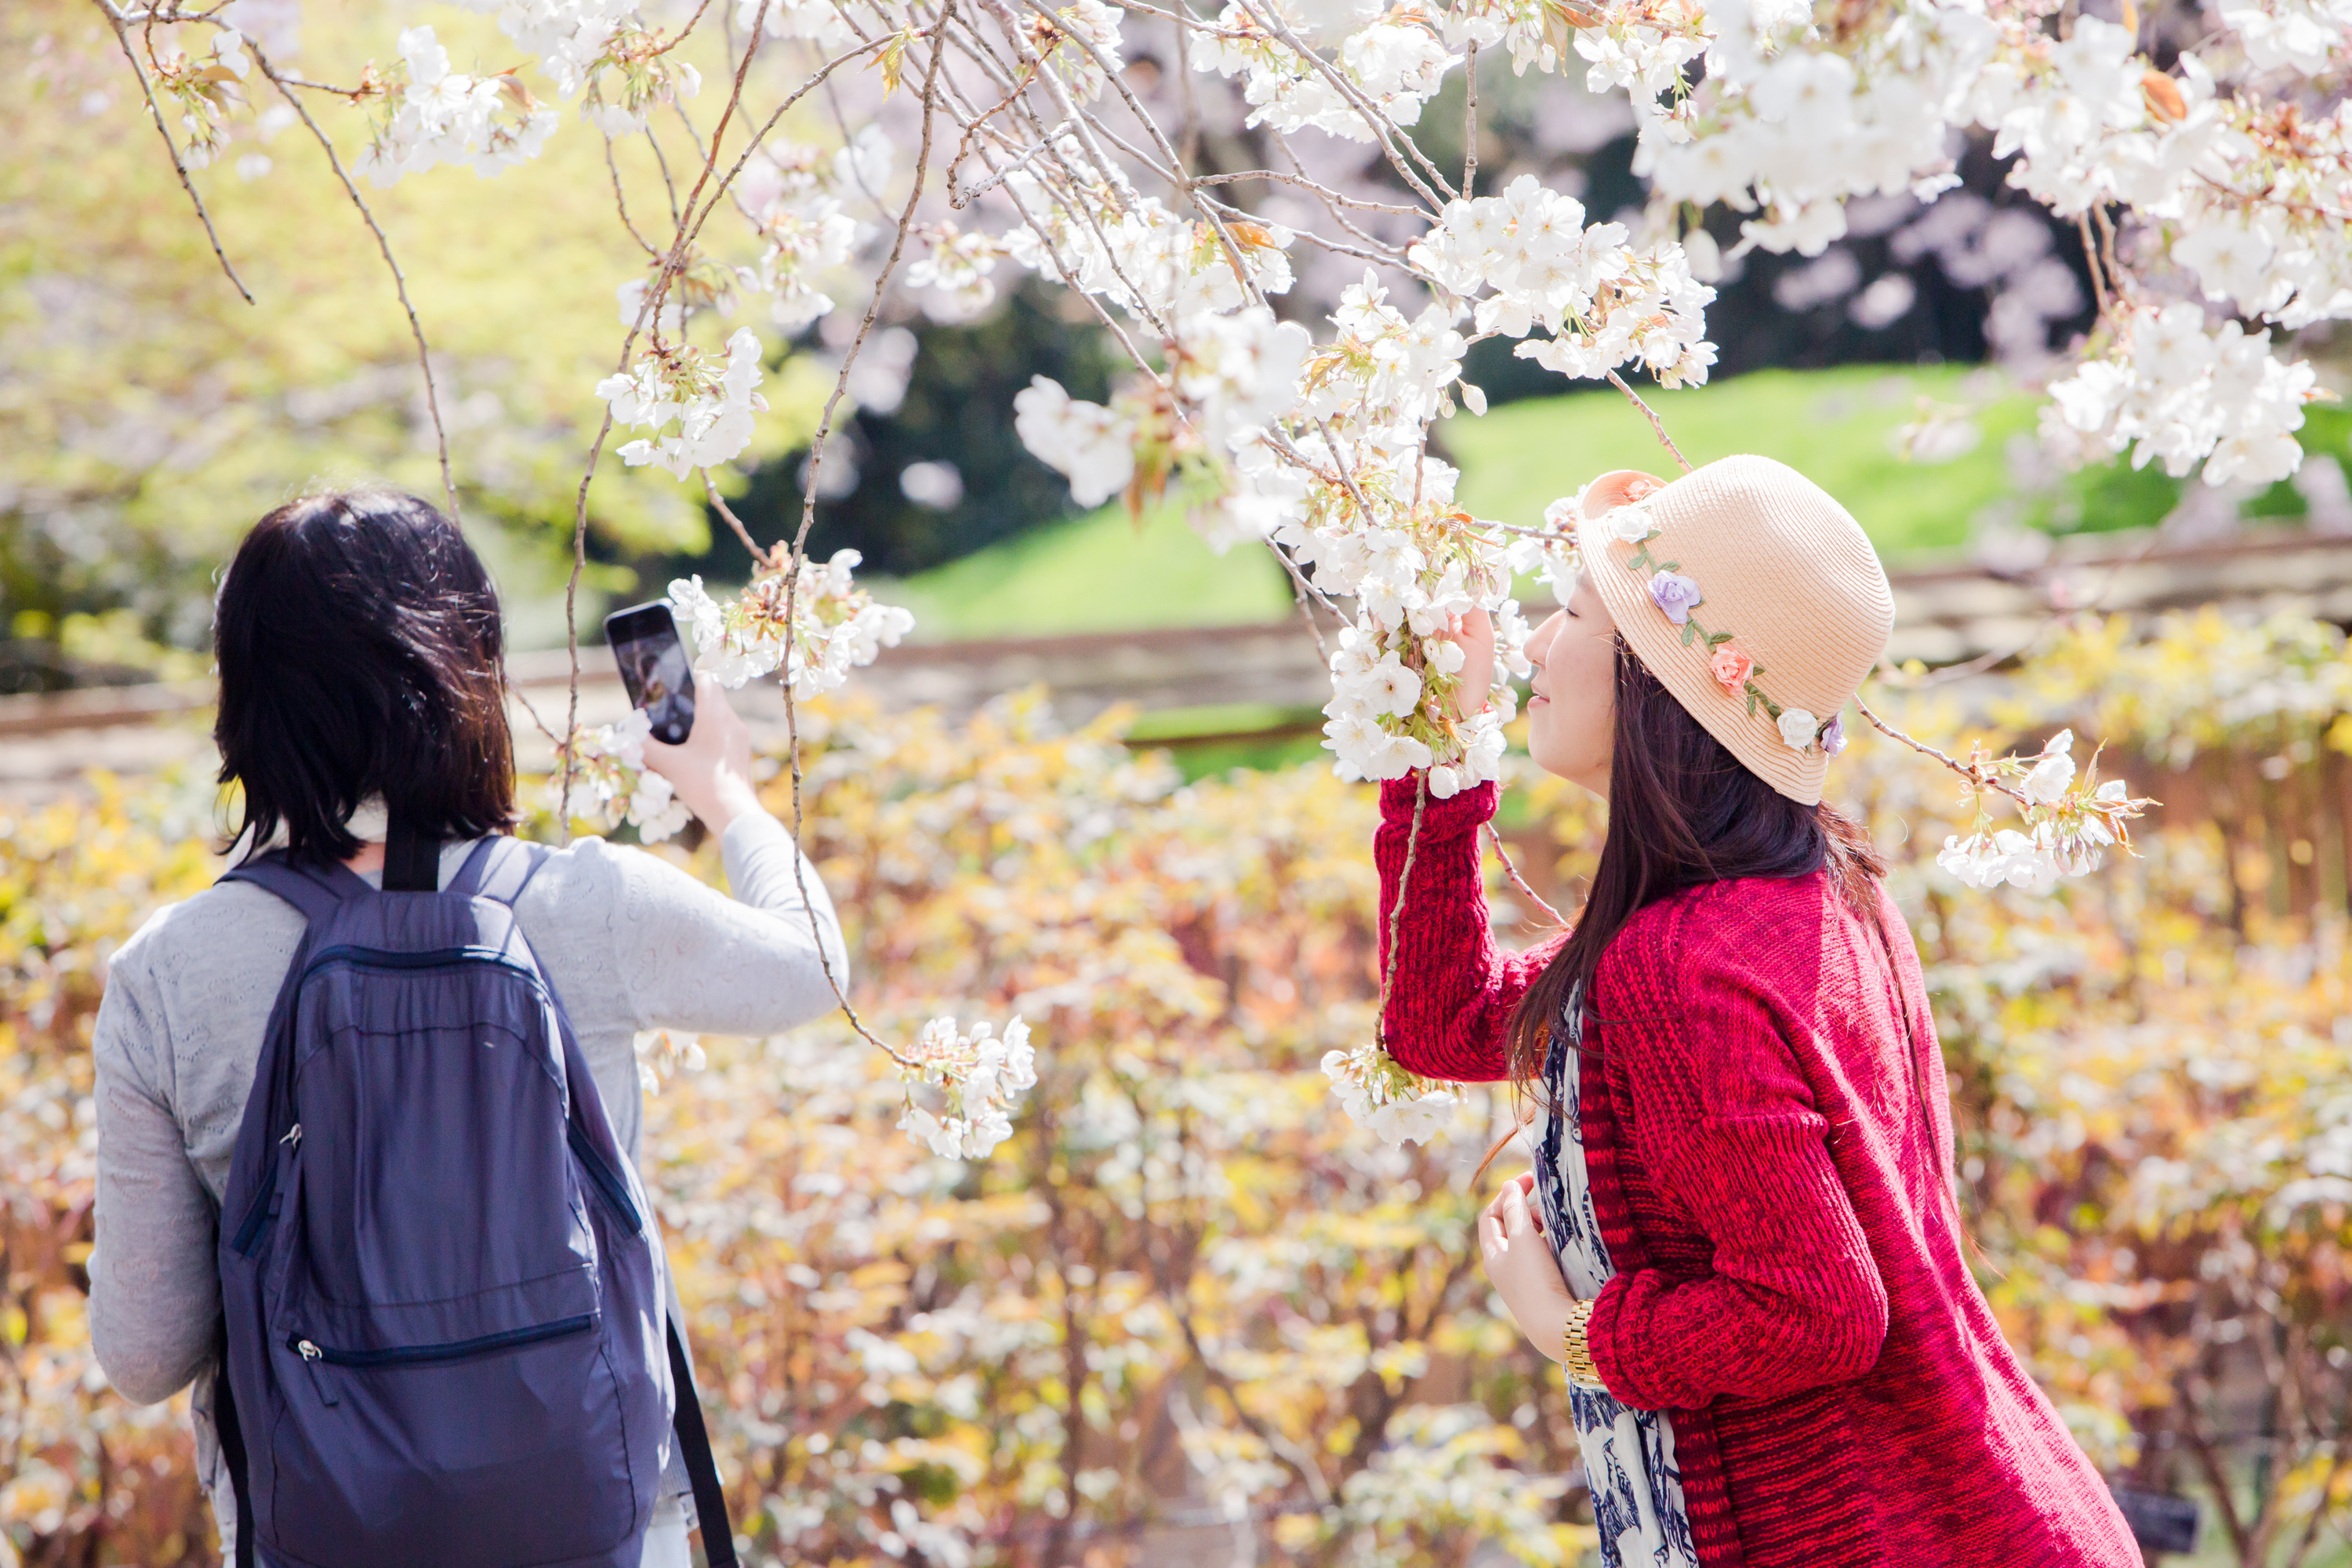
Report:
212,829,736,1568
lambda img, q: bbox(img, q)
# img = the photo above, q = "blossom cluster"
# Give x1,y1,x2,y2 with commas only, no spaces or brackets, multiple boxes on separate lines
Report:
1410,176,1716,387
1933,729,2151,893
1321,1044,1461,1148
742,129,890,331
149,26,254,169
670,550,916,695
1191,6,1457,143
552,707,693,842
596,325,769,479
2043,303,2320,487
351,26,560,187
896,1015,1039,1159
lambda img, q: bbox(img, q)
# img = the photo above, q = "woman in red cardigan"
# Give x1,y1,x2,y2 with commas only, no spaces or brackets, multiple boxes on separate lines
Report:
1377,457,2142,1568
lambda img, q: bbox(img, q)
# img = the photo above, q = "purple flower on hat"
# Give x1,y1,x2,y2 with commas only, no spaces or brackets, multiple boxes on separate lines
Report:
1647,571,1703,626
1820,713,1848,756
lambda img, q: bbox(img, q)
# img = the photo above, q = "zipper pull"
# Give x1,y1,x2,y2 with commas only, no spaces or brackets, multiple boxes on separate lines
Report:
279,1123,302,1152
293,1338,340,1407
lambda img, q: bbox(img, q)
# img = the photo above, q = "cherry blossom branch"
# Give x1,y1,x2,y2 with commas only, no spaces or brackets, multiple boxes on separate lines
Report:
1266,125,1414,258
1375,771,1426,1046
249,42,459,522
1461,39,1479,201
924,67,1176,387
772,3,960,1074
1485,822,1563,926
1225,0,1450,213
561,0,778,829
644,0,721,56
1187,169,1425,216
703,469,773,564
1106,0,1256,41
1850,689,2034,810
605,136,663,259
1606,369,1692,474
97,0,253,306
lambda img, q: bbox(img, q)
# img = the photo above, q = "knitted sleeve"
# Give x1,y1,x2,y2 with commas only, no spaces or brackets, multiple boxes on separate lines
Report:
1373,775,1562,1084
1584,899,1889,1410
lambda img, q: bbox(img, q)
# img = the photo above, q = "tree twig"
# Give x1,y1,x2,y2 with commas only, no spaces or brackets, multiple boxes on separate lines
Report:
774,0,960,1069
249,42,457,521
1377,772,1427,1046
1606,369,1691,474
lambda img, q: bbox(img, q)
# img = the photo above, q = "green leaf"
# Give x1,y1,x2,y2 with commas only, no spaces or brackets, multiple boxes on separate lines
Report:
1658,560,1680,573
1745,691,1759,717
1707,631,1732,647
1680,619,1698,647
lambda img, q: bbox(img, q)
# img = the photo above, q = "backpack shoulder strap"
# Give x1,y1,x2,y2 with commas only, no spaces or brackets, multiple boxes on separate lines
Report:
446,837,551,908
218,850,366,926
667,1318,739,1568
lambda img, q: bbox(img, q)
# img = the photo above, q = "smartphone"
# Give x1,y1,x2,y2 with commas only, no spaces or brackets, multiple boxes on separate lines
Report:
603,601,697,746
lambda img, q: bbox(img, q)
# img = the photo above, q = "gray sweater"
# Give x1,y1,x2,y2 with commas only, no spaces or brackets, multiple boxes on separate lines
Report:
89,811,848,1544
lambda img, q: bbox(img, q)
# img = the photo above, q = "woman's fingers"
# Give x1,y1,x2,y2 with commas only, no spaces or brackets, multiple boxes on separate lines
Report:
1476,1208,1508,1267
1445,608,1497,721
1499,1179,1531,1239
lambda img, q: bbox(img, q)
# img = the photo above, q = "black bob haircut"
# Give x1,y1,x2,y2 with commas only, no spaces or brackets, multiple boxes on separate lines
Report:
215,489,517,863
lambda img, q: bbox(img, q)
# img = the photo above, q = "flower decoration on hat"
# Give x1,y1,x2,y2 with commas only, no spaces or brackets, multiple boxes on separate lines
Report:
1606,503,1848,755
1647,571,1704,625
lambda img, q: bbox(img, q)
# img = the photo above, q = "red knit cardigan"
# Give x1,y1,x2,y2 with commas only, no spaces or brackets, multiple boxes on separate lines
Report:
1376,777,2143,1568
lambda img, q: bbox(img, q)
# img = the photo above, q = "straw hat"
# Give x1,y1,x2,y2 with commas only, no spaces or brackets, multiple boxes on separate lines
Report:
1573,455,1894,807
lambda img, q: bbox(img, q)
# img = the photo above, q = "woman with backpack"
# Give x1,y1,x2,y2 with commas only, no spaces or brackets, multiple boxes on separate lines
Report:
89,489,848,1568
1379,458,2143,1566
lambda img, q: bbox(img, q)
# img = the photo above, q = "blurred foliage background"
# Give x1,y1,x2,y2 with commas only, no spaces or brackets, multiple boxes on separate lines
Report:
4,610,2350,1566
9,0,2352,1563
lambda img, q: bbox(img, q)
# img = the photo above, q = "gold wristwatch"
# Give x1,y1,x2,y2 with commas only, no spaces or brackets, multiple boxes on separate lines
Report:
1561,1298,1606,1390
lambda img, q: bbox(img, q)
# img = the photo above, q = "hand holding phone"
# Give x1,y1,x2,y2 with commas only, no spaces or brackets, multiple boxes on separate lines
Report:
604,602,696,745
604,602,761,833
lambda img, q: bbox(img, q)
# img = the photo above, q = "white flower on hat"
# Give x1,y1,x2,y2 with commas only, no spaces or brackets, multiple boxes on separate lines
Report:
1604,505,1658,544
1777,707,1820,751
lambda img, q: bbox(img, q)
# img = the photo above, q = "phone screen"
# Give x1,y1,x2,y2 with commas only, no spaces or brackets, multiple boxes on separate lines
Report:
603,602,697,746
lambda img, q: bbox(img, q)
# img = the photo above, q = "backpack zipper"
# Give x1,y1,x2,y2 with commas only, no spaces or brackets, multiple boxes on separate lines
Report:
229,1133,295,1256
287,1313,597,1372
302,944,548,993
566,1121,644,1236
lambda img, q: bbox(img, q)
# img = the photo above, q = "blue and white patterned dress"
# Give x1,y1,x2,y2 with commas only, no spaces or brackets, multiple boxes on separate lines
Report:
1532,988,1700,1568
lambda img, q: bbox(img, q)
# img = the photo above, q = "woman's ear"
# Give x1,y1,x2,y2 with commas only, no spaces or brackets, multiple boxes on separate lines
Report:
1578,469,1668,521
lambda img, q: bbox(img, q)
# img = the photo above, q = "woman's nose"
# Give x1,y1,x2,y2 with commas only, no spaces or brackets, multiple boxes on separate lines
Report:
1526,609,1565,667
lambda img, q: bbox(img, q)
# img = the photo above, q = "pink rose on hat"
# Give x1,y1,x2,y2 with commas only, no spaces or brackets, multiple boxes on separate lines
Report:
1709,644,1754,691
1648,571,1703,626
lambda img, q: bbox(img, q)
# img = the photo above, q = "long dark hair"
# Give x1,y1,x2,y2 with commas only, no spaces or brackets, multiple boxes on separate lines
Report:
1504,633,1884,1086
215,490,517,863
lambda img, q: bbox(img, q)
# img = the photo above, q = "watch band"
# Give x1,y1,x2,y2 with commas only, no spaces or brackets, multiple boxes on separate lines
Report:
1562,1297,1606,1390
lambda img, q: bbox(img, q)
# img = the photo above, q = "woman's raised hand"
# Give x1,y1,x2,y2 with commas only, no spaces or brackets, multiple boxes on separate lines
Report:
1475,1170,1579,1366
641,679,763,835
1444,608,1497,722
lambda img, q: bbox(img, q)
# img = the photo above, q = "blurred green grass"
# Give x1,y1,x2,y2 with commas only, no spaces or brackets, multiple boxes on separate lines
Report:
873,499,1294,641
1443,363,2038,554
